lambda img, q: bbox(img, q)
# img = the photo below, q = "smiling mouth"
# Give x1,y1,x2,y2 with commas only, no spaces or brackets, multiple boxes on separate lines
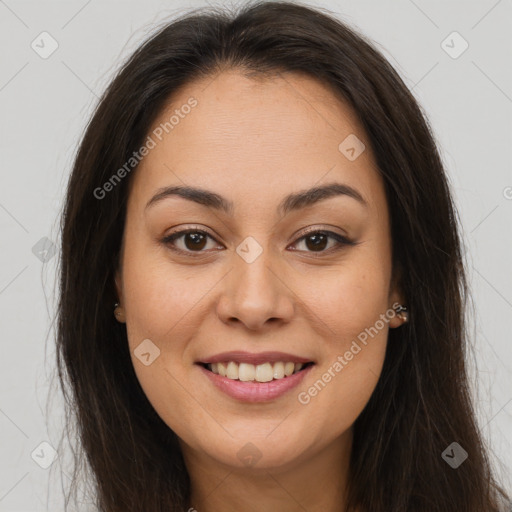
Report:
199,361,315,382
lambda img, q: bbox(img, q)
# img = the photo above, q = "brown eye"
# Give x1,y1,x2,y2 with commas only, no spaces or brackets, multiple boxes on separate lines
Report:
182,232,207,250
162,229,221,254
304,233,328,251
291,230,354,254
162,228,355,257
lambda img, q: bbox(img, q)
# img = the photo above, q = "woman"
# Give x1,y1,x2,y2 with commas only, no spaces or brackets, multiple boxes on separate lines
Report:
56,1,510,510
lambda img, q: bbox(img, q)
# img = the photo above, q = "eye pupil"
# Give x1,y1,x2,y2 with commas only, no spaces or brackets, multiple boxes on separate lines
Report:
306,233,327,251
185,232,207,250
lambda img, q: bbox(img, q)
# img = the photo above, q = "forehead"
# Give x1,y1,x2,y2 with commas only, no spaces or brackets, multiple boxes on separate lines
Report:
129,69,385,214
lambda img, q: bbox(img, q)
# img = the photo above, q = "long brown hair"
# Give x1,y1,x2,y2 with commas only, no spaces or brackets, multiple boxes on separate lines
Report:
56,1,510,510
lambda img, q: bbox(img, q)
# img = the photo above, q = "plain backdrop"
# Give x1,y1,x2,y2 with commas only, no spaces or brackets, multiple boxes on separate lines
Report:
0,0,511,509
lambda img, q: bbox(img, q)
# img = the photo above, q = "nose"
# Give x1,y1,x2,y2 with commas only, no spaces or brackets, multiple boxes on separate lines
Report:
216,245,295,331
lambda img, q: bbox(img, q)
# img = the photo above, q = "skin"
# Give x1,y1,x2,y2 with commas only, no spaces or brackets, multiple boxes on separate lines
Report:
115,69,406,512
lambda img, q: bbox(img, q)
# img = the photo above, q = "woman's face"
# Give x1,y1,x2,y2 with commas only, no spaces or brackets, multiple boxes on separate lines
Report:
116,69,404,471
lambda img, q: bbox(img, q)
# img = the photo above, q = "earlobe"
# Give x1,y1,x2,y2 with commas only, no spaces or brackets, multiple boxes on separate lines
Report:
389,301,409,328
388,267,408,328
113,302,126,323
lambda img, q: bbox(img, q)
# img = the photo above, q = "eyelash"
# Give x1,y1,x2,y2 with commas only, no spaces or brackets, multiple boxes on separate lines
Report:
161,226,356,258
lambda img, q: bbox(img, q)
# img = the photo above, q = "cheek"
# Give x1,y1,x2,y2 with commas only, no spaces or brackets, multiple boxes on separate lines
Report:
293,256,392,342
292,250,391,422
120,255,208,433
121,239,217,346
296,319,389,439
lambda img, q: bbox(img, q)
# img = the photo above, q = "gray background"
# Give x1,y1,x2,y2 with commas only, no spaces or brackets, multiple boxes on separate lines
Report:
0,0,511,509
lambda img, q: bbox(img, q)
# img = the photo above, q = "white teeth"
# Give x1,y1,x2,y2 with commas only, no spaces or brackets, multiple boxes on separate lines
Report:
226,361,238,380
255,362,273,382
284,362,295,376
273,361,285,379
239,363,255,381
217,362,227,377
207,361,308,382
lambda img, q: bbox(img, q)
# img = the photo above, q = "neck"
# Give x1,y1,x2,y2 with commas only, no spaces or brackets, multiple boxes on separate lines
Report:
181,429,353,512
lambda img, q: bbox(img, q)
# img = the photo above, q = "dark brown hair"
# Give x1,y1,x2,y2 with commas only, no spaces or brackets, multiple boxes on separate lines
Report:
56,1,510,510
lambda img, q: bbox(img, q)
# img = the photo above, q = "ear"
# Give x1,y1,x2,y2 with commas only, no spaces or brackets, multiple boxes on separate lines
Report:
388,263,407,329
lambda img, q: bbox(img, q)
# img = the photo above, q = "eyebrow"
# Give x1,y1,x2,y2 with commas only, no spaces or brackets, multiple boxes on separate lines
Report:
145,182,367,216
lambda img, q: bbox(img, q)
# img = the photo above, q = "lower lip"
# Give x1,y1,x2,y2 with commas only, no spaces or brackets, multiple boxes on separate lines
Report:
198,364,314,403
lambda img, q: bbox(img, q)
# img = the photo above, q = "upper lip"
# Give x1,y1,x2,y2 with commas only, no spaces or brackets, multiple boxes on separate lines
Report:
197,351,314,366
